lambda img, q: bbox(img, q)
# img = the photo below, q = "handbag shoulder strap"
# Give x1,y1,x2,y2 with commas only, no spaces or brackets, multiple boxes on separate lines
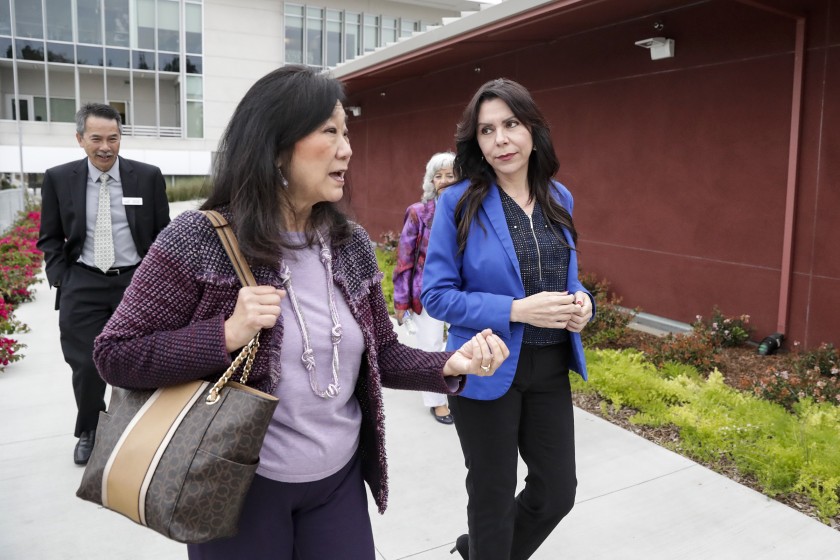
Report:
201,210,257,287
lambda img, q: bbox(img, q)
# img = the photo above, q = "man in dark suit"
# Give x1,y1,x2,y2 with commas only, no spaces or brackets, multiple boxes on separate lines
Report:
37,103,170,465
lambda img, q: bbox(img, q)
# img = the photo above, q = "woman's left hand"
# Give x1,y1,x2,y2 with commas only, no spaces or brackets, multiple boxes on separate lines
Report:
566,291,593,333
442,328,510,377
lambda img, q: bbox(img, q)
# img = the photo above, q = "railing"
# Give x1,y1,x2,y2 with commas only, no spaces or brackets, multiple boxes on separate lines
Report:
123,125,182,138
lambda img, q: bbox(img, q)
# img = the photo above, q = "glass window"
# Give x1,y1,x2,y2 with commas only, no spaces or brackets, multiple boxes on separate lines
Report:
158,52,179,72
106,48,130,68
185,3,202,54
306,7,322,68
285,8,303,64
9,96,30,120
1,38,14,59
34,97,48,121
186,76,202,100
381,17,396,45
345,13,360,62
18,40,45,61
47,42,74,63
185,55,201,74
400,19,417,37
14,0,43,39
76,45,103,66
77,0,102,45
132,49,155,70
363,15,378,53
326,11,341,68
50,98,77,122
135,0,155,50
106,0,130,47
45,0,73,42
186,101,203,138
1,1,11,35
157,0,179,52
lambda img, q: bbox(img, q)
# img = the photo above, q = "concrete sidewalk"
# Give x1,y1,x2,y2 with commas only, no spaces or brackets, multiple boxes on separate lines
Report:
1,203,838,558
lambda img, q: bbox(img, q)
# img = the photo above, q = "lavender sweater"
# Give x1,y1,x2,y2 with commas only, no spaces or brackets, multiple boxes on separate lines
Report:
93,209,462,513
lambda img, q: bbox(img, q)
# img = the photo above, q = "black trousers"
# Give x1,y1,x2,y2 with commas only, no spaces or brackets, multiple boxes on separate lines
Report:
448,343,576,560
58,264,134,437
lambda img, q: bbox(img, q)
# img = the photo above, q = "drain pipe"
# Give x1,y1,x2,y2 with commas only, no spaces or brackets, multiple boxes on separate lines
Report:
735,0,806,337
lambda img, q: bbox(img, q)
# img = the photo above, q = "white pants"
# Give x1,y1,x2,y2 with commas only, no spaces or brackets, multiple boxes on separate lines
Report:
404,308,447,408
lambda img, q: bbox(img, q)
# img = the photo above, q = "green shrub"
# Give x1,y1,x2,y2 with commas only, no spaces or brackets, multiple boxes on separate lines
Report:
376,236,397,314
579,272,637,348
165,176,210,202
640,332,720,374
572,349,840,522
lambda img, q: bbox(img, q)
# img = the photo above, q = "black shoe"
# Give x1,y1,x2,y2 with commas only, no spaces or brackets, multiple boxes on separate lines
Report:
430,406,454,425
74,430,96,465
450,534,468,558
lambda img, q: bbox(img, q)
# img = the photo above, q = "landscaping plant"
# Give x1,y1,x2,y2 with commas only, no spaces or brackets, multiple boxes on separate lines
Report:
572,349,840,523
0,208,42,370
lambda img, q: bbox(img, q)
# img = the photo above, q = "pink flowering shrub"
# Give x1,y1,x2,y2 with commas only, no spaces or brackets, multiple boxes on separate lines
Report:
0,209,41,371
692,307,752,348
744,343,840,409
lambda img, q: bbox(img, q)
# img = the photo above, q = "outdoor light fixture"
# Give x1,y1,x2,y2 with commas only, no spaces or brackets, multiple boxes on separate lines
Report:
757,332,784,356
346,106,362,117
634,37,675,60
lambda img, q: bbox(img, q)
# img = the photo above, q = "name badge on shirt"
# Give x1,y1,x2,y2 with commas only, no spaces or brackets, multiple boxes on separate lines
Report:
122,197,143,206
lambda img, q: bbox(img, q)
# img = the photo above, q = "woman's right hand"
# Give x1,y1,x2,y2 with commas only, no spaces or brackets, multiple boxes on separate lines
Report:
224,286,285,352
510,291,577,329
395,309,406,324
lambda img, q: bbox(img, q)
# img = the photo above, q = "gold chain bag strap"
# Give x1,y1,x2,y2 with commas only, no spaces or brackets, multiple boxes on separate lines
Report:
76,210,279,544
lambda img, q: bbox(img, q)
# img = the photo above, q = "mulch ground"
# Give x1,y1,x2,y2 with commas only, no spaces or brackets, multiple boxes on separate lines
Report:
576,329,839,531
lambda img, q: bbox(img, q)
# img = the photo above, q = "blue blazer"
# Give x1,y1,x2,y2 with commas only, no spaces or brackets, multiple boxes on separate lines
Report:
421,179,592,400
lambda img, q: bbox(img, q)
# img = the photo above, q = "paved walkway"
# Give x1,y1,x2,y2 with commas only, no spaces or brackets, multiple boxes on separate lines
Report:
1,200,839,559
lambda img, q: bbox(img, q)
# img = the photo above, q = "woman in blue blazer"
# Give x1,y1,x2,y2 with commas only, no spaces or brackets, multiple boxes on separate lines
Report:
422,78,594,559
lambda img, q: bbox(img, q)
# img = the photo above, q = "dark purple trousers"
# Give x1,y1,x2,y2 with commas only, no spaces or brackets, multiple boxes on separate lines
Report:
187,452,375,560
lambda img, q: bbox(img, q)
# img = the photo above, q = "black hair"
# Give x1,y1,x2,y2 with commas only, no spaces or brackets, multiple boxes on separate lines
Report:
201,65,352,265
76,103,122,135
453,78,577,253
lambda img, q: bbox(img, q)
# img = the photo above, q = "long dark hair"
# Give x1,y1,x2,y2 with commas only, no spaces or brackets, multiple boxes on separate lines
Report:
201,65,352,265
453,78,577,253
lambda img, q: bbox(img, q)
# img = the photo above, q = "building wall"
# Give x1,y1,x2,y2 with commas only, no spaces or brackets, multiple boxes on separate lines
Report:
202,0,463,152
343,0,840,348
0,0,462,175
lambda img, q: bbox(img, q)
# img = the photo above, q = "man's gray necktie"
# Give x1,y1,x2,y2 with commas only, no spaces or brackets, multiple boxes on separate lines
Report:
94,172,115,272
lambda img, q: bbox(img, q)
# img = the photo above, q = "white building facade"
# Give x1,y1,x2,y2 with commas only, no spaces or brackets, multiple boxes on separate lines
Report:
0,0,476,181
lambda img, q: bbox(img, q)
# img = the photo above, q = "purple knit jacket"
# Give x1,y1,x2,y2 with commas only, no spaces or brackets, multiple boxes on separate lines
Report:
93,208,461,513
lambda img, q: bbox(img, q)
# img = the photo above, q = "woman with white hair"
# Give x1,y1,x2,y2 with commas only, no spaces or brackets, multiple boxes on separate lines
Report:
393,152,458,424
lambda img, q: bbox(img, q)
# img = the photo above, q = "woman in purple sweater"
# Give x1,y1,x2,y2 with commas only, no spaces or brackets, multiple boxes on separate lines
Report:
93,66,509,560
392,151,458,424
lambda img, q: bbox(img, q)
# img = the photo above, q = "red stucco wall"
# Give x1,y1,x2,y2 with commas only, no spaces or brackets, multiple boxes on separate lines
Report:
342,0,840,348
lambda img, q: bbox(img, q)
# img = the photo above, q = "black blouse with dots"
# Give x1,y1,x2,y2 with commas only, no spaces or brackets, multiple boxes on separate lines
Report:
498,188,570,346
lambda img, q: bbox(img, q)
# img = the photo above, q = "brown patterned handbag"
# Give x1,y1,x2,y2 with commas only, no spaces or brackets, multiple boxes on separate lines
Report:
76,210,279,544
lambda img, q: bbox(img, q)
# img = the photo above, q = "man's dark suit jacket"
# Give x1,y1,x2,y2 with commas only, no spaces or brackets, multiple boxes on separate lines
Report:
38,156,171,289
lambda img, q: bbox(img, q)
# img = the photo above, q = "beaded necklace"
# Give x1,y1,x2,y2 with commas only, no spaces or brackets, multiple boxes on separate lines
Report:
279,231,342,399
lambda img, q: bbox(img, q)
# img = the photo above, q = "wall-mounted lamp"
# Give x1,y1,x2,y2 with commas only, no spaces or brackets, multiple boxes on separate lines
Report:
346,106,362,117
474,65,481,74
634,37,675,60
